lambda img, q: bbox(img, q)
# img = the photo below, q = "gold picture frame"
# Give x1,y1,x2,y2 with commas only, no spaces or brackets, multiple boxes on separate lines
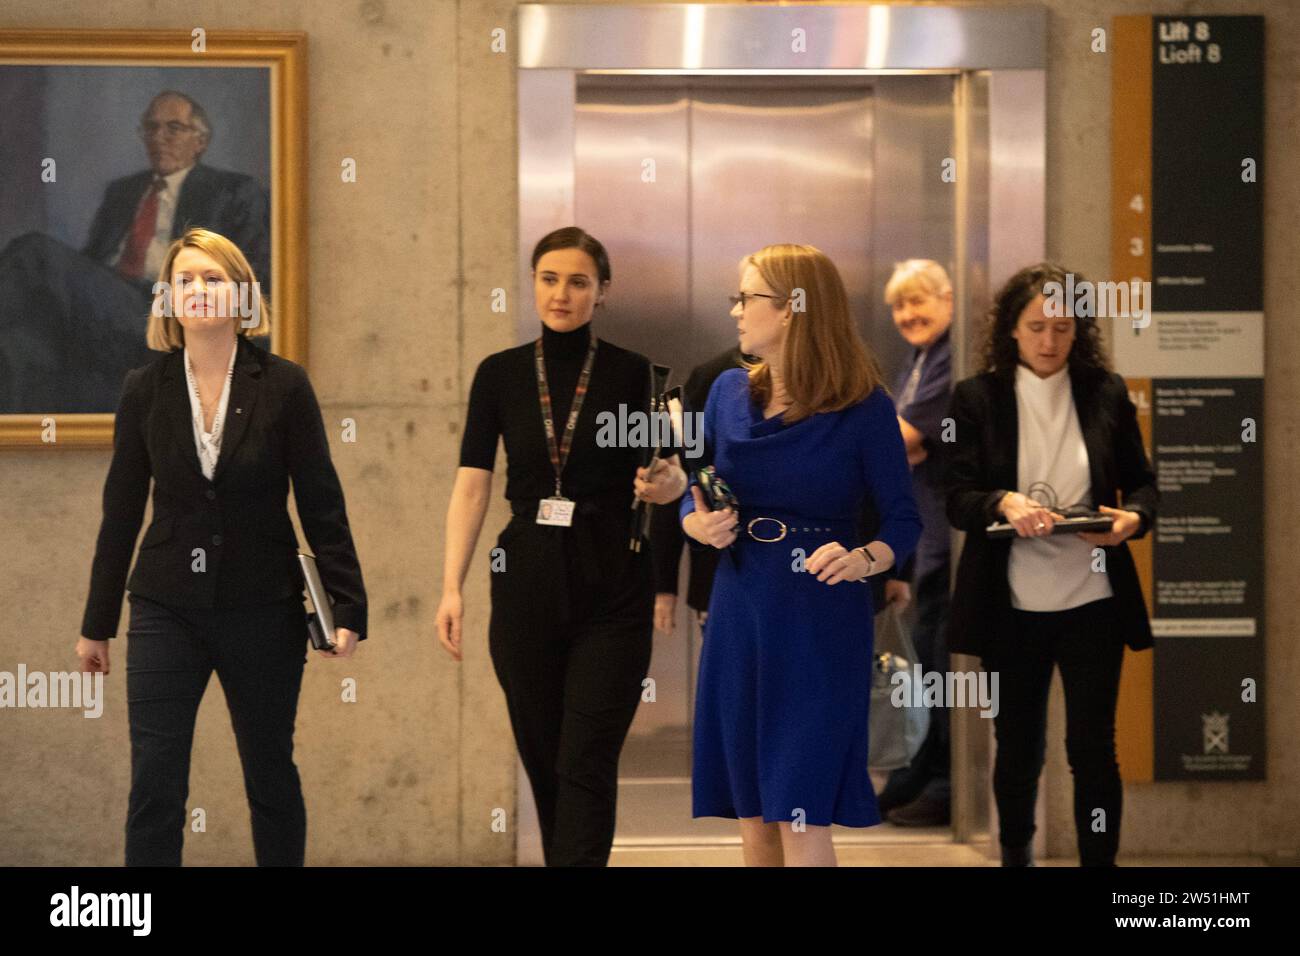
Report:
0,29,307,447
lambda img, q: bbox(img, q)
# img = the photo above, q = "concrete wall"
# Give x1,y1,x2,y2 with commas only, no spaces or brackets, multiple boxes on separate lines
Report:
1,0,1295,864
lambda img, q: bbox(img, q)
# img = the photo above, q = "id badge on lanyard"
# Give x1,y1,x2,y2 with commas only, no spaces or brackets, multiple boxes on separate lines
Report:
536,496,575,527
534,335,597,529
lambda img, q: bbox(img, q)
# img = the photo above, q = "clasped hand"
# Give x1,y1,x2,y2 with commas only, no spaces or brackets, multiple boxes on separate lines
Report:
1000,492,1140,545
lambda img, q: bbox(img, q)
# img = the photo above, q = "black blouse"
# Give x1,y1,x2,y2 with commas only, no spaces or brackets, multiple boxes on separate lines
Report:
459,322,672,505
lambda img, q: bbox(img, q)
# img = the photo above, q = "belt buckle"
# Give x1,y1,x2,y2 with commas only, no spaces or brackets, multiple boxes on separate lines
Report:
747,516,787,543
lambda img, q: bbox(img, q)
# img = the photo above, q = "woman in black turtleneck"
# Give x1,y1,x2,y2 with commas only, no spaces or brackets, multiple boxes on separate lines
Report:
436,227,687,866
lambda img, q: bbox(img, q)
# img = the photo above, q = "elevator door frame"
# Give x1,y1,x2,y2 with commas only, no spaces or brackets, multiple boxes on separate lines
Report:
517,2,1047,865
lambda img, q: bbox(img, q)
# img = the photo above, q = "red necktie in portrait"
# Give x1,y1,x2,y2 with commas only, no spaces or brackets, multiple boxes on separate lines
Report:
117,176,166,281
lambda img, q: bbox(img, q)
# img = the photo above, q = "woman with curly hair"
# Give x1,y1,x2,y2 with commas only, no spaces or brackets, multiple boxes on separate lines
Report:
944,262,1158,866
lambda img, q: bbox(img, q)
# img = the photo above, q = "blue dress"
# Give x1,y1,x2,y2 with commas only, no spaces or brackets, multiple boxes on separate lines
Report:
680,368,922,827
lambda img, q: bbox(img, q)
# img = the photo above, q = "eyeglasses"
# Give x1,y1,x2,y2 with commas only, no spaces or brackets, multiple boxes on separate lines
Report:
137,121,200,141
728,292,786,309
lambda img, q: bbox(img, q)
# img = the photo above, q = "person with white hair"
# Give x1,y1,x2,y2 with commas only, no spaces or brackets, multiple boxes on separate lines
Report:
874,259,956,828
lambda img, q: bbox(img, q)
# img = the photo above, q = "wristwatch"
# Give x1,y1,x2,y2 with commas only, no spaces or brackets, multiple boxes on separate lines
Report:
854,544,877,581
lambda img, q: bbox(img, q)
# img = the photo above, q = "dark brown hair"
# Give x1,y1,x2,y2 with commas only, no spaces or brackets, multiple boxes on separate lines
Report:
980,262,1111,377
530,226,611,285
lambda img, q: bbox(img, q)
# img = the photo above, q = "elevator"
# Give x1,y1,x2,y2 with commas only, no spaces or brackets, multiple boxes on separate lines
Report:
517,3,1047,864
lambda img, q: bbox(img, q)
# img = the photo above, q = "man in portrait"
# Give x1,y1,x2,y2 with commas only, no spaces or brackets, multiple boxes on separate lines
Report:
0,89,270,413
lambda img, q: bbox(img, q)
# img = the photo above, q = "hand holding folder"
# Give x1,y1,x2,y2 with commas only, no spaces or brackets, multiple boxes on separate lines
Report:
985,503,1115,539
298,552,337,651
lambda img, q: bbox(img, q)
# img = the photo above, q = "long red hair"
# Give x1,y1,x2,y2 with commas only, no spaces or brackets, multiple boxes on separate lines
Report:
741,243,886,424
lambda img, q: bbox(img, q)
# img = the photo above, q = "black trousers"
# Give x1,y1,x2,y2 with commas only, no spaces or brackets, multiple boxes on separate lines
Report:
124,592,308,866
488,511,654,866
982,596,1125,866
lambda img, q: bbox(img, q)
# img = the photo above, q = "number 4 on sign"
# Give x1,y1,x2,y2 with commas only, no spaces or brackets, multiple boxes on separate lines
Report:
1129,194,1144,213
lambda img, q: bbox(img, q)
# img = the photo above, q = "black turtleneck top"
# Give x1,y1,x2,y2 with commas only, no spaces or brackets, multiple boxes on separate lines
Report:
460,322,669,504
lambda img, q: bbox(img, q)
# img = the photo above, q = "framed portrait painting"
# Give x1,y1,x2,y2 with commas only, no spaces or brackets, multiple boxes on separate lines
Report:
0,29,307,446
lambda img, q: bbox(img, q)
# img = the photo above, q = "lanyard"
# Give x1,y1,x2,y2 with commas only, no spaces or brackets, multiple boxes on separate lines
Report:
534,334,598,498
899,348,927,410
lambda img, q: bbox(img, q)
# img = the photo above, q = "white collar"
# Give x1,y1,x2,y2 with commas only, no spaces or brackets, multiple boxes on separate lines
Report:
154,163,195,198
1015,362,1070,392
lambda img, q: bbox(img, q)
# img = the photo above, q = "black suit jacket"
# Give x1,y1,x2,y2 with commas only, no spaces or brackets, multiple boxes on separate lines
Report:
944,366,1158,659
83,162,271,293
81,335,367,640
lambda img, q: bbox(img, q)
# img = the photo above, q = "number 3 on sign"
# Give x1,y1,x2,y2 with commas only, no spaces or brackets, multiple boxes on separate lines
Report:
1130,237,1143,256
1129,194,1144,214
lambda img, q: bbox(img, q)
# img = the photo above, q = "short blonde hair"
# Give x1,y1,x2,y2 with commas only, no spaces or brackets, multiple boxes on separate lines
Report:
739,243,885,425
145,227,270,350
884,259,952,306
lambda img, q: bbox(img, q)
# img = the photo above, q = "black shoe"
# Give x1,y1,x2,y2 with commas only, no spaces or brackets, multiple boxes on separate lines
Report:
876,768,926,816
885,790,951,827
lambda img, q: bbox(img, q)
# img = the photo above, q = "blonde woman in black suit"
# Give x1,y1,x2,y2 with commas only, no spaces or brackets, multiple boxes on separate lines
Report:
77,227,367,866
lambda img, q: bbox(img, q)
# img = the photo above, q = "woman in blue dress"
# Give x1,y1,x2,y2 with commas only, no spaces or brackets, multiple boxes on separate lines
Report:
680,244,922,866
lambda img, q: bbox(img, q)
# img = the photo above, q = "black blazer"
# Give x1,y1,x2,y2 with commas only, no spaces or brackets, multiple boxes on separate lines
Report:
944,366,1158,659
80,335,367,641
83,162,271,294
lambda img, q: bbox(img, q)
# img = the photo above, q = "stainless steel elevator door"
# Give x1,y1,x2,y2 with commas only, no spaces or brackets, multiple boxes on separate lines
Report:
688,85,874,366
575,78,876,426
